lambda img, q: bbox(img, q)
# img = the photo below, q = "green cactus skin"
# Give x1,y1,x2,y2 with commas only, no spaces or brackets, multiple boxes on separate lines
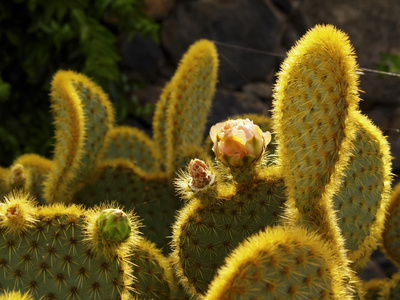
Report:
153,39,219,175
43,70,115,204
272,24,365,294
0,155,52,205
171,164,286,297
0,195,135,299
130,238,177,299
203,226,350,300
99,126,160,173
382,181,400,268
377,273,400,300
331,113,392,269
363,278,390,300
71,159,179,252
97,209,132,243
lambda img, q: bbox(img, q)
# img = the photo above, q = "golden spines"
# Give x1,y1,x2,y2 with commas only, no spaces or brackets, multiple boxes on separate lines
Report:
272,24,362,294
164,39,219,175
43,70,115,204
333,112,392,269
204,226,351,300
0,191,37,236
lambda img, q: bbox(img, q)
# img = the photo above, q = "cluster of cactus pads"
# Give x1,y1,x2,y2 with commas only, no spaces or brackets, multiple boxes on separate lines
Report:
1,24,400,299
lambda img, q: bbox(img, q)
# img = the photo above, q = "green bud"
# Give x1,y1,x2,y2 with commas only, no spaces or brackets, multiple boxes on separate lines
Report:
97,209,131,243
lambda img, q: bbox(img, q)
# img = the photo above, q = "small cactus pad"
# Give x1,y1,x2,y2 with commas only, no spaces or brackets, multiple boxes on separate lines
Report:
44,70,114,203
159,39,218,175
332,113,392,269
382,181,400,267
377,273,400,299
12,154,53,205
203,226,350,300
171,165,286,297
97,209,132,243
363,278,390,300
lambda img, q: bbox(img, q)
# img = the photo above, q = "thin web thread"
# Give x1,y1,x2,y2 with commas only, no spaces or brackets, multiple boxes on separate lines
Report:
212,40,400,78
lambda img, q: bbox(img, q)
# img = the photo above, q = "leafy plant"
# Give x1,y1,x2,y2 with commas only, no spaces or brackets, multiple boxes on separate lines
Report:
0,0,158,166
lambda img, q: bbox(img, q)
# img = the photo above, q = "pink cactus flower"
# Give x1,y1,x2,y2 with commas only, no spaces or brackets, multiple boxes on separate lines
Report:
210,119,271,167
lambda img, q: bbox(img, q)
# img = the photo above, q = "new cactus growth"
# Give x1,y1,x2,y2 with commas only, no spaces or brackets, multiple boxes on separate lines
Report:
97,209,132,243
43,70,115,204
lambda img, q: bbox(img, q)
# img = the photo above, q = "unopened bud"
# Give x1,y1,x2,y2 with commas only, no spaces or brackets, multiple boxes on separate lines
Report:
188,159,214,190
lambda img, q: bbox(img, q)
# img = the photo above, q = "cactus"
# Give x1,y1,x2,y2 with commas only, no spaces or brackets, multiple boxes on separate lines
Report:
0,290,33,300
130,238,177,299
0,192,137,299
203,226,350,300
382,181,400,267
43,70,115,204
68,39,219,251
0,155,52,204
171,156,286,297
331,112,392,269
363,278,390,300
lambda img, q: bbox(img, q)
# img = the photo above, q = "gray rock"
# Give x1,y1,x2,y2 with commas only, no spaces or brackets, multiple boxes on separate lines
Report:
300,0,400,106
161,0,285,89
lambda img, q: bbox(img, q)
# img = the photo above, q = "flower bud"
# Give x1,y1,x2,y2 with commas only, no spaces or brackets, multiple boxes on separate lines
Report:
210,118,271,168
188,159,214,190
97,209,131,243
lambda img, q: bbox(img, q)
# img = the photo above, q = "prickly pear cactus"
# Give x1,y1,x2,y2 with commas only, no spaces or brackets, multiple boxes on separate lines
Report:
203,226,350,300
0,290,33,300
43,70,115,204
382,181,400,268
171,118,285,297
0,192,138,299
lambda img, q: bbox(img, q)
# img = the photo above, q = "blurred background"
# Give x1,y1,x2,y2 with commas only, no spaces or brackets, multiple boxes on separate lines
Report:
1,0,400,171
1,0,400,282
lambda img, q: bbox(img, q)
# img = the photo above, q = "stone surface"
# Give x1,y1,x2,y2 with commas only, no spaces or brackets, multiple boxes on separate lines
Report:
300,0,400,106
161,0,285,88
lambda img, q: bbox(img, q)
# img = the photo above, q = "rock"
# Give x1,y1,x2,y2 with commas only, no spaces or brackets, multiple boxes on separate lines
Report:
143,0,175,20
299,0,400,106
242,82,273,101
120,35,165,81
207,88,270,132
161,0,285,89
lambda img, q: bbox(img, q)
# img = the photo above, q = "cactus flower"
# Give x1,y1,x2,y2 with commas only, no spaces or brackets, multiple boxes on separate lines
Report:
188,159,214,190
210,118,271,167
97,209,132,243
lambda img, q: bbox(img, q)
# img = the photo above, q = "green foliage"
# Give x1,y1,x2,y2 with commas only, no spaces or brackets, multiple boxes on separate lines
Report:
0,0,158,166
377,52,400,74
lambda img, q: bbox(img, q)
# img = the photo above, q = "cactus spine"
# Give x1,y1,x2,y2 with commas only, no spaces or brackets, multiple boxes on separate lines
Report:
203,226,349,300
43,70,115,204
0,192,137,299
172,156,286,297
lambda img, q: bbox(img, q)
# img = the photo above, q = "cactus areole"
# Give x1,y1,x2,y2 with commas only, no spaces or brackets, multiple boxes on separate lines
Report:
97,208,132,242
210,119,271,168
